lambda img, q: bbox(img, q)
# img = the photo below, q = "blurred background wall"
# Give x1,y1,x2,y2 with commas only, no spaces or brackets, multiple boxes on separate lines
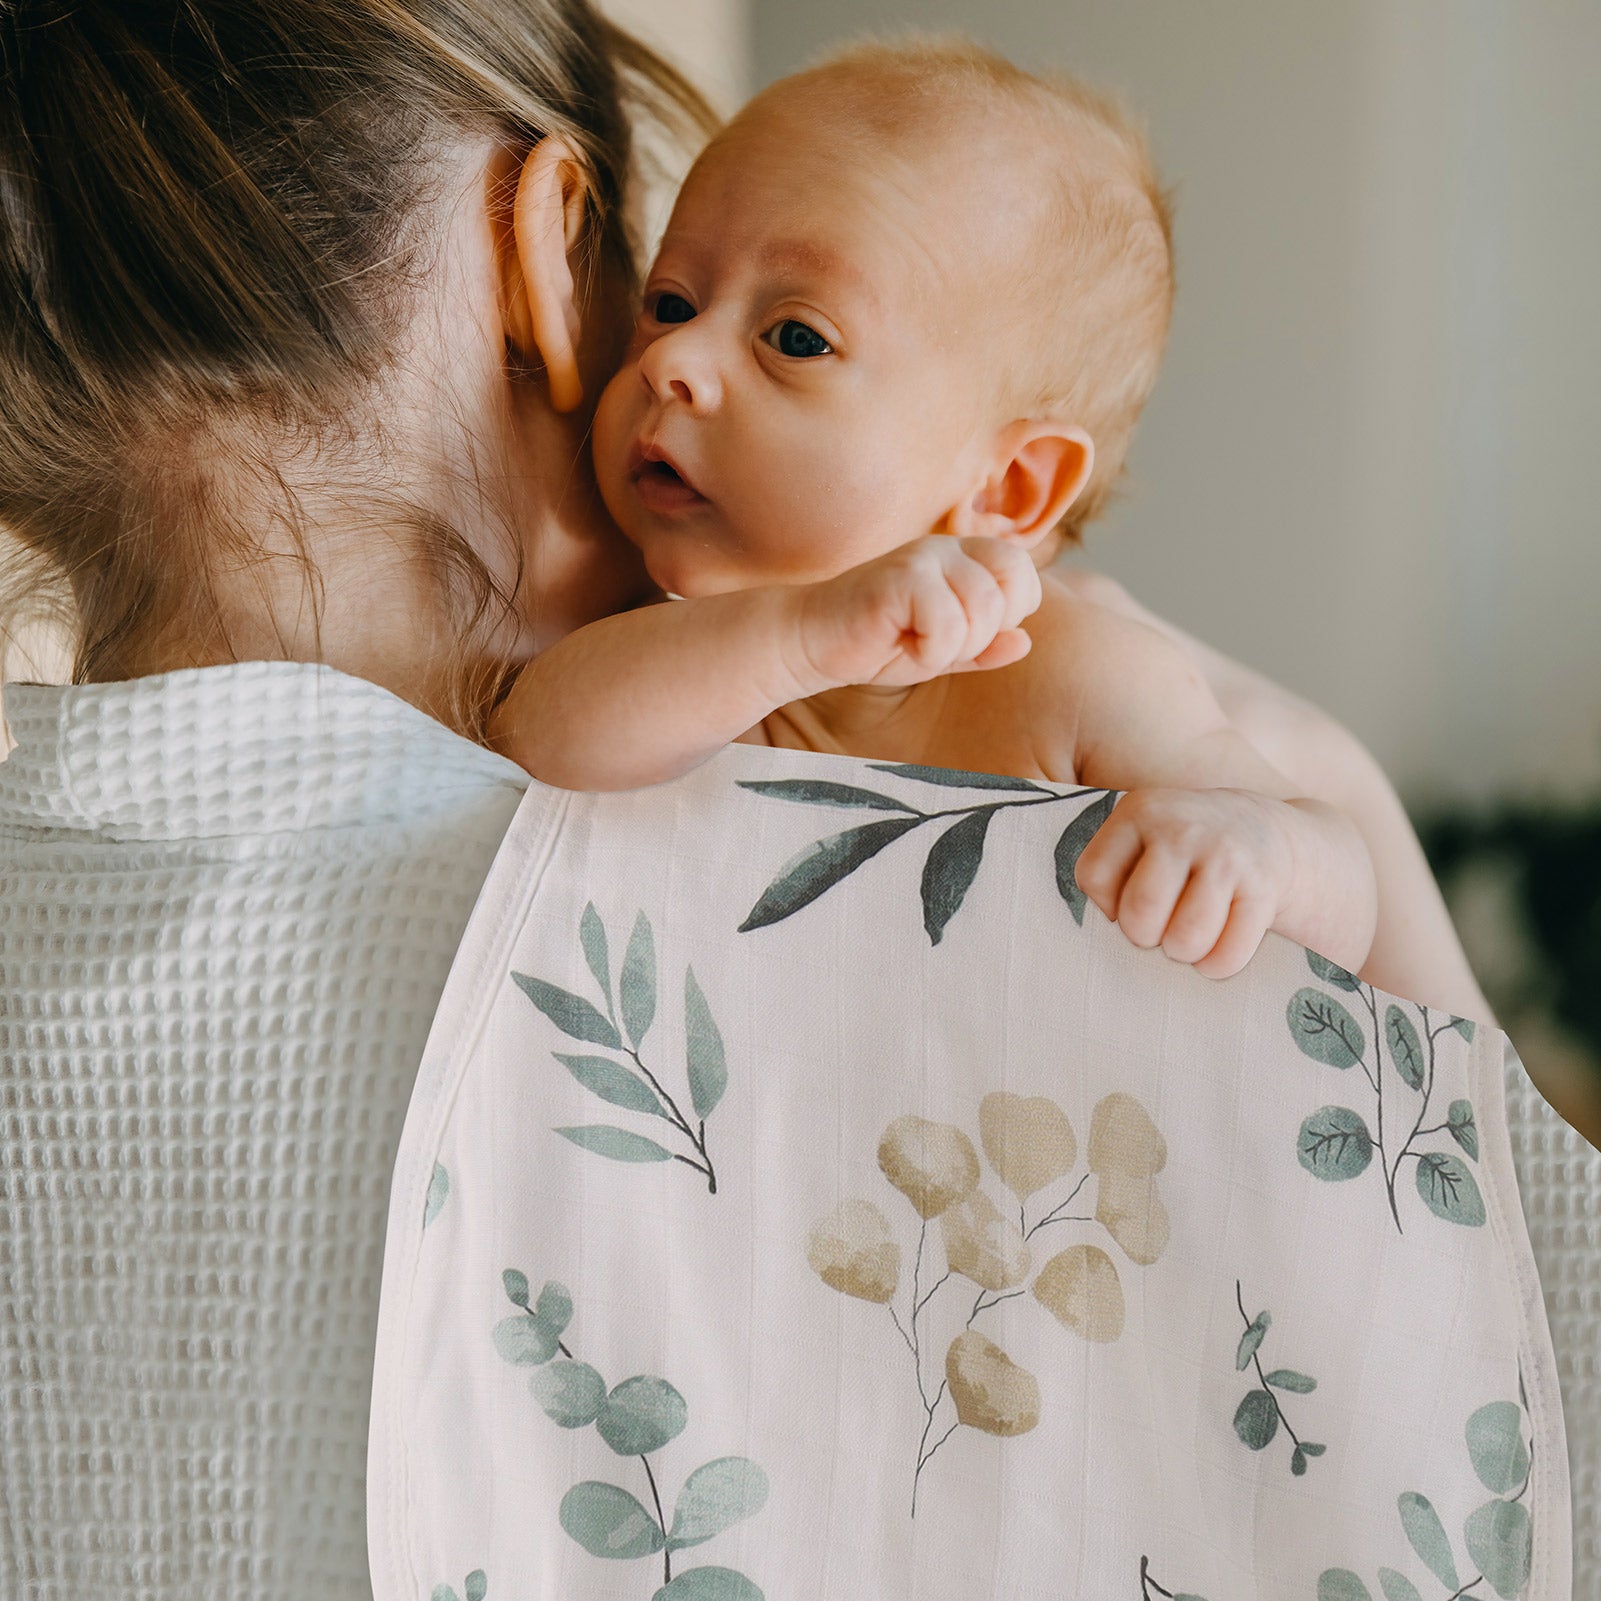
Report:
756,0,1601,809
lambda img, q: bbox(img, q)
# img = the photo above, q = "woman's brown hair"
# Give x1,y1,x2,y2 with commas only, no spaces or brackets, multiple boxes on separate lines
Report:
0,0,716,739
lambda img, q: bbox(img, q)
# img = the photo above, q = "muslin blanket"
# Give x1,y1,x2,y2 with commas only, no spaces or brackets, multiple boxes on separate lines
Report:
367,746,1571,1601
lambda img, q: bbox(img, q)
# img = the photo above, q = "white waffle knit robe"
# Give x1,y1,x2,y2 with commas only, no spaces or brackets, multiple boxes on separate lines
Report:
0,662,530,1599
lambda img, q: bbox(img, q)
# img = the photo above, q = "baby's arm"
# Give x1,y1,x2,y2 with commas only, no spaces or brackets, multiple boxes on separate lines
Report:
1050,602,1378,977
488,537,1041,790
1054,568,1493,1020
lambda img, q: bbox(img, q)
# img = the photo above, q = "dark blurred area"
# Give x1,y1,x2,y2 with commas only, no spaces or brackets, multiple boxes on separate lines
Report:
1421,802,1601,1152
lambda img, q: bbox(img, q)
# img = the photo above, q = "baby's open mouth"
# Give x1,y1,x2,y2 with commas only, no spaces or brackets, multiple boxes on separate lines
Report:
630,446,709,514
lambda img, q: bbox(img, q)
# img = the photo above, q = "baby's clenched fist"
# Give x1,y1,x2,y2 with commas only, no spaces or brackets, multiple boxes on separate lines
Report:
1073,787,1297,979
793,535,1044,690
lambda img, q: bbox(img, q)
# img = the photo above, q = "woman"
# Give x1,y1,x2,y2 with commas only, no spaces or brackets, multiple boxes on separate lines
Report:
0,4,710,1594
0,3,1506,1595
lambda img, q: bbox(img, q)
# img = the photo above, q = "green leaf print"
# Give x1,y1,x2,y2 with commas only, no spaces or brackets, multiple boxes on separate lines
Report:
1233,1389,1279,1450
1297,1106,1374,1180
1306,950,1363,991
921,809,994,945
431,1587,458,1601
1414,1151,1486,1226
492,1314,562,1367
683,968,728,1121
512,972,623,1050
1317,1574,1373,1601
666,1457,770,1551
580,902,613,1016
736,778,919,812
559,1481,666,1560
555,1054,668,1118
423,1162,450,1228
1397,1492,1460,1590
1264,1369,1317,1393
503,1269,530,1308
464,1574,487,1601
1447,1099,1480,1161
1384,1005,1425,1091
1451,1015,1477,1041
739,815,924,931
653,1568,765,1600
1376,1571,1423,1601
1465,1498,1533,1598
621,912,658,1049
1287,990,1366,1069
1467,1401,1531,1495
534,1281,574,1338
554,1125,676,1164
868,762,1048,792
1053,791,1117,924
596,1375,689,1456
532,1360,608,1429
1236,1311,1271,1370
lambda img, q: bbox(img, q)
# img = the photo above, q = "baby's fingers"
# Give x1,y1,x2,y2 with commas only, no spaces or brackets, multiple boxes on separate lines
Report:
1191,895,1274,980
949,628,1032,674
956,537,1044,628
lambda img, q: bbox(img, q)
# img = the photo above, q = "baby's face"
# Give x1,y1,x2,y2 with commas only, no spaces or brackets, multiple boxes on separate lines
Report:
592,104,995,599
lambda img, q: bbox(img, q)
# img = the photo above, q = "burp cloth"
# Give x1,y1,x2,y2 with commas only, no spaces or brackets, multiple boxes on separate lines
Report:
368,746,1571,1601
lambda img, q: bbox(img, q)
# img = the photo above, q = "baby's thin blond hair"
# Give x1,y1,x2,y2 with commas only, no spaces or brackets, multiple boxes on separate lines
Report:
755,35,1176,546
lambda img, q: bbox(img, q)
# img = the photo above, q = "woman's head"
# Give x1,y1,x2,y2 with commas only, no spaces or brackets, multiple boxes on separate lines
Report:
0,0,713,736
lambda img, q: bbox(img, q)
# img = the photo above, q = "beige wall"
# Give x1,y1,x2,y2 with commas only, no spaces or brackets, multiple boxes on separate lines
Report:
754,0,1601,806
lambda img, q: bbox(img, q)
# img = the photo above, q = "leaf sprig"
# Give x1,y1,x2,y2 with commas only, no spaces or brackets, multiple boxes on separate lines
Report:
1288,952,1483,1233
513,905,727,1194
1231,1282,1325,1477
494,1273,768,1598
738,768,1114,945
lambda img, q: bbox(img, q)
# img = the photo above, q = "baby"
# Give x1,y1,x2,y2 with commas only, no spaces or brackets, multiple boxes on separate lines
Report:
489,39,1378,982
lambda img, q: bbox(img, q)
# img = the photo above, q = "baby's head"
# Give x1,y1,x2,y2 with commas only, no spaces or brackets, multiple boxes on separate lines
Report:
593,38,1174,599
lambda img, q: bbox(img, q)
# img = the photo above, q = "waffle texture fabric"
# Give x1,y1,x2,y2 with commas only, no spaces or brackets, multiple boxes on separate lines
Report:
1503,1049,1601,1582
0,661,529,1601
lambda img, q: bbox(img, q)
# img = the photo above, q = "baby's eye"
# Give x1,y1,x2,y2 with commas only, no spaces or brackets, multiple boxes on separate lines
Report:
762,319,833,359
649,291,696,325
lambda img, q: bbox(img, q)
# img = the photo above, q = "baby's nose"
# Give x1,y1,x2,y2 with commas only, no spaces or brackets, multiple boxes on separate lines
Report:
638,327,723,413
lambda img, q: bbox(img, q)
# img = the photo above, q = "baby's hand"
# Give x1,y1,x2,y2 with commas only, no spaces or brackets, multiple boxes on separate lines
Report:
1073,787,1297,979
794,535,1043,689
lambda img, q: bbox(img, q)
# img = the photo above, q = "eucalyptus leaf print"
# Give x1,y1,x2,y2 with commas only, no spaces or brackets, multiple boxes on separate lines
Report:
736,768,1109,941
494,1274,768,1597
1319,1392,1535,1599
1230,1283,1325,1477
1286,950,1484,1233
423,1162,450,1228
1055,790,1118,924
513,905,726,1194
805,1089,1171,1514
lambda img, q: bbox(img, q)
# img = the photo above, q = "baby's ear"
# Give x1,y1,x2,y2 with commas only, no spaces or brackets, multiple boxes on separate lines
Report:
494,135,591,413
949,423,1094,545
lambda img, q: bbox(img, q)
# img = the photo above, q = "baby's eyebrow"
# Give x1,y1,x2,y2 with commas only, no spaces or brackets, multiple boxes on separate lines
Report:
758,239,878,310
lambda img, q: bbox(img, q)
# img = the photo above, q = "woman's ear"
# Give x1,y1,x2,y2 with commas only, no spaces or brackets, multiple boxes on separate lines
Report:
497,136,590,413
947,423,1095,545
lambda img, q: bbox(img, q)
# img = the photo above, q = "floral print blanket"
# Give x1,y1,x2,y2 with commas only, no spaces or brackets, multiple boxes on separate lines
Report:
367,745,1570,1601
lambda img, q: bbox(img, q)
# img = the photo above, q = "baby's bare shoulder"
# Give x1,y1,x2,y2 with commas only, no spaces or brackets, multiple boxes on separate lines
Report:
1033,572,1207,688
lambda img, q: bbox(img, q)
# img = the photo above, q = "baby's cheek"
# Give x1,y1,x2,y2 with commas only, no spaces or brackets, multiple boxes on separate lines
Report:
590,375,636,512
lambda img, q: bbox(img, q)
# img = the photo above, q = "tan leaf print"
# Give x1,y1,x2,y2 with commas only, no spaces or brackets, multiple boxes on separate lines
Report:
877,1116,981,1220
978,1091,1077,1201
941,1190,1032,1291
1033,1243,1126,1343
806,1198,901,1303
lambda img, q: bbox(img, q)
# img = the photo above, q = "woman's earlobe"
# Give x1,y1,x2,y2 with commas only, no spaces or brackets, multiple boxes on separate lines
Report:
505,136,590,413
